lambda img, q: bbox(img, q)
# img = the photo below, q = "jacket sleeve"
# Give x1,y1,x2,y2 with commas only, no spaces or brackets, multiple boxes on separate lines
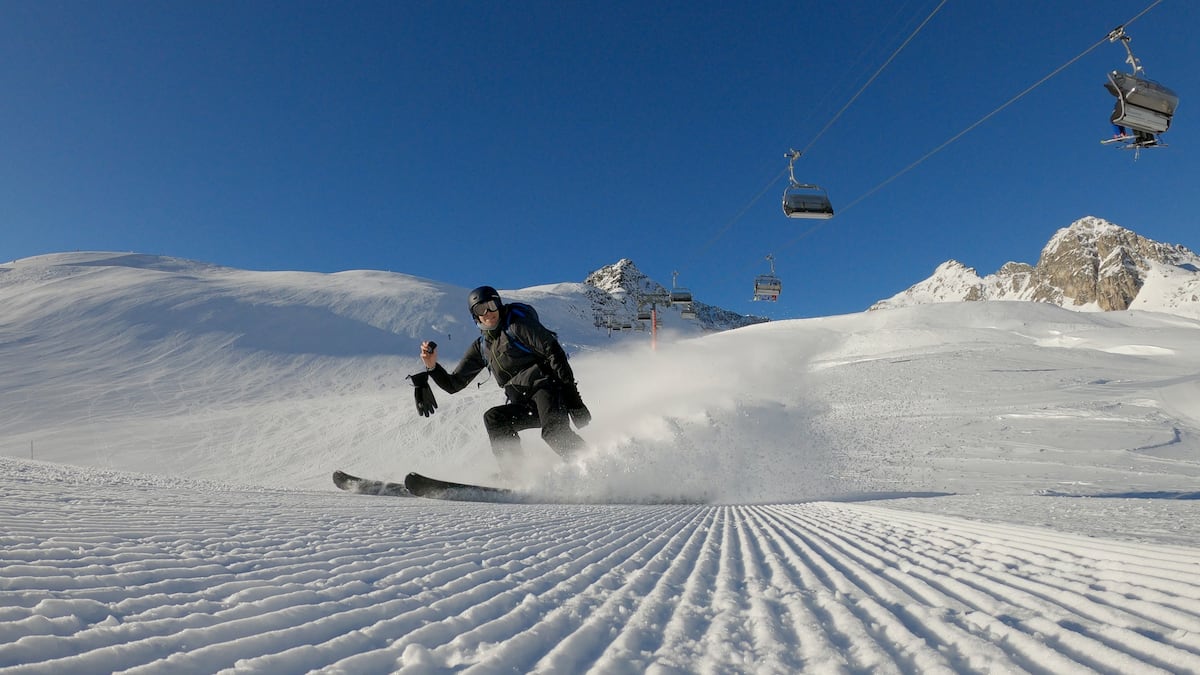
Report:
428,340,486,394
509,318,576,384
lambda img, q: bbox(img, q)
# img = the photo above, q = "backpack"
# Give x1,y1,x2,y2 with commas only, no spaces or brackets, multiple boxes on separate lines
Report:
478,302,553,366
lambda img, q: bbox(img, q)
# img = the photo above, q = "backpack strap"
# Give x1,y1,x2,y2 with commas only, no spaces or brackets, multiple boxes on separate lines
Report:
503,305,534,351
478,303,552,368
477,326,533,369
505,326,533,354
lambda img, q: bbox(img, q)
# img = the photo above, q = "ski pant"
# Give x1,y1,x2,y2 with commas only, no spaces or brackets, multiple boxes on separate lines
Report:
483,387,584,465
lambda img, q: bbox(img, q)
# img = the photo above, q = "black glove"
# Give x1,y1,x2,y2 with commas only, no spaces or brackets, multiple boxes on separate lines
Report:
408,371,438,417
562,382,591,429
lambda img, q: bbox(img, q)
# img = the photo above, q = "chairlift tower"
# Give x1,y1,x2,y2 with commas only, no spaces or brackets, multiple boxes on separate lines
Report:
637,290,670,351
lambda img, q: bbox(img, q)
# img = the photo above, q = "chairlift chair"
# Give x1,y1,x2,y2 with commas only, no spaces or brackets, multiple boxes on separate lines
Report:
1101,27,1179,152
753,275,782,302
1106,71,1178,135
781,150,834,219
669,288,693,304
669,270,693,305
680,305,697,320
753,254,782,301
782,184,834,219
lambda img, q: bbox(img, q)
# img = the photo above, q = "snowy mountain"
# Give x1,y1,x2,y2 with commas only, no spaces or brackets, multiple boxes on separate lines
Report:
583,258,767,332
3,249,1200,672
0,251,751,357
871,216,1200,316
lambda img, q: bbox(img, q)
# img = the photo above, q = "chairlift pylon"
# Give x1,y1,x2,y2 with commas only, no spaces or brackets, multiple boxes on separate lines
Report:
782,150,833,219
1101,26,1178,155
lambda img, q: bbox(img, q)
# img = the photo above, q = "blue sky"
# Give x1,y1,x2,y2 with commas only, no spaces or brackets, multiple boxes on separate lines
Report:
3,0,1196,319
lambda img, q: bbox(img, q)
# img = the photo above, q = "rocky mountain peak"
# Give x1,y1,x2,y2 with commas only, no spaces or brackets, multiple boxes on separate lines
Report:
583,259,668,297
1033,217,1199,310
583,259,766,332
871,216,1200,315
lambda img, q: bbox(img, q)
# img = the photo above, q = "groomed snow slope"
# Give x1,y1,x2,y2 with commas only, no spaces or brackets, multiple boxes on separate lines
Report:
2,253,1199,673
4,461,1199,674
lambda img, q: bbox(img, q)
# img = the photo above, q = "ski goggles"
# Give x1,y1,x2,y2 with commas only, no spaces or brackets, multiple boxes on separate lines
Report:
472,299,501,317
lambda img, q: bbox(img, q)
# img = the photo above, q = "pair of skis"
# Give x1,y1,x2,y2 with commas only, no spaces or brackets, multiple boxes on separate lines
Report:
334,470,710,505
333,470,519,503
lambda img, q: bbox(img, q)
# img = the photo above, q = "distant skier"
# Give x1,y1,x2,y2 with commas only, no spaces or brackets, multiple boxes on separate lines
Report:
409,286,590,473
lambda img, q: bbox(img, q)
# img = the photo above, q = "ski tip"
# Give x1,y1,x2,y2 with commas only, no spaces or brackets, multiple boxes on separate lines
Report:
403,471,517,501
333,470,414,497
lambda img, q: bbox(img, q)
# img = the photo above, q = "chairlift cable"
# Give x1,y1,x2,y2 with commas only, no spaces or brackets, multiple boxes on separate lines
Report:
711,0,1168,301
837,42,1105,214
680,0,948,275
796,0,934,147
773,0,1165,253
798,0,949,157
681,0,1165,308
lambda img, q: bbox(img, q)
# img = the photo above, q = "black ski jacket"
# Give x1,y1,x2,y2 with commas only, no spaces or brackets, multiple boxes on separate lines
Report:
427,304,575,403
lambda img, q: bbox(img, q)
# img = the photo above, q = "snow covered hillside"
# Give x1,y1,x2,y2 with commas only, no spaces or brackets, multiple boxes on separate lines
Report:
2,251,1200,672
0,252,710,486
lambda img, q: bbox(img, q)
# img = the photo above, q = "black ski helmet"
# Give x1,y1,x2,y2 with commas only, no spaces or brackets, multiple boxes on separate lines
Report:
467,285,502,320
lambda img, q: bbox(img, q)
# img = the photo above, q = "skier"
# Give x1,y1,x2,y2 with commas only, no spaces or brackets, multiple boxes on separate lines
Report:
409,286,591,474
